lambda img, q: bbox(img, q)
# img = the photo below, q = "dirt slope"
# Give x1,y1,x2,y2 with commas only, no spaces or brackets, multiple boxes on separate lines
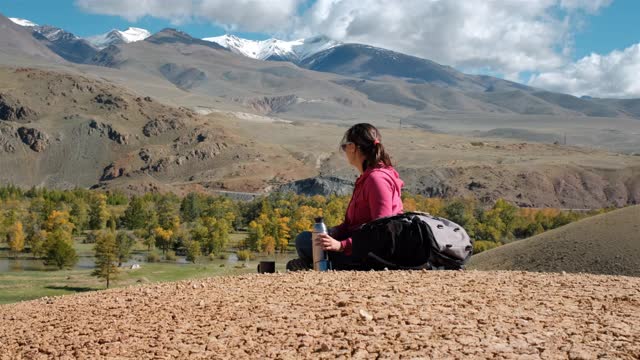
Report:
0,271,638,359
468,205,640,276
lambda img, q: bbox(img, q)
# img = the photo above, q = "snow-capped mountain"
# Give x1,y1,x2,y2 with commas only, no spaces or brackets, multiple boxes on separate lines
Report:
88,27,151,49
34,25,80,42
203,34,340,63
9,17,38,27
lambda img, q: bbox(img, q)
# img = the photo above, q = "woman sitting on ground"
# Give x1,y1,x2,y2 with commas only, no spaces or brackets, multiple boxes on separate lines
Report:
287,123,404,271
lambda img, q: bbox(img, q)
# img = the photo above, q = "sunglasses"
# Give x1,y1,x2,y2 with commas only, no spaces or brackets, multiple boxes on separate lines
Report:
340,141,354,151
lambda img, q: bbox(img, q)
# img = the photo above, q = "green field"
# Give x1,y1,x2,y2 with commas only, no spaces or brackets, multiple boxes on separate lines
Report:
0,231,295,305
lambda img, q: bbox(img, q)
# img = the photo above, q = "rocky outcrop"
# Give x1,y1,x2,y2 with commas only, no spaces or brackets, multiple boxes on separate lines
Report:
101,163,126,181
17,127,49,152
142,117,185,137
0,124,18,153
279,176,354,196
93,93,127,110
88,120,129,144
0,94,37,123
244,95,299,114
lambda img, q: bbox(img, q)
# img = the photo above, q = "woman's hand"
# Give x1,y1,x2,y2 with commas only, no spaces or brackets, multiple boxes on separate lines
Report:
315,233,342,252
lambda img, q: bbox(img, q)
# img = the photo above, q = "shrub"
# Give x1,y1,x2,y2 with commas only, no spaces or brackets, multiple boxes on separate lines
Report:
236,250,255,261
146,251,161,263
165,250,177,261
218,253,228,260
473,240,501,254
83,231,98,244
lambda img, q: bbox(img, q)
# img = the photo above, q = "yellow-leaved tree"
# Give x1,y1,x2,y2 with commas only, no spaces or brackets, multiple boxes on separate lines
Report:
7,221,25,254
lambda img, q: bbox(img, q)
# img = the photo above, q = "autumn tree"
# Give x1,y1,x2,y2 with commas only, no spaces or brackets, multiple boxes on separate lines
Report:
153,227,174,255
274,210,291,253
246,219,265,252
42,210,78,269
7,221,25,254
262,235,276,255
93,231,119,288
322,195,347,227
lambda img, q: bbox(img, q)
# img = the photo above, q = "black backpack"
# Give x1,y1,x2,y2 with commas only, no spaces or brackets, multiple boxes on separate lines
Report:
350,212,473,270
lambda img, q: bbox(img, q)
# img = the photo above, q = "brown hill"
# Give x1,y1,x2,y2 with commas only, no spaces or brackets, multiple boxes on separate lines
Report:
1,65,640,206
0,271,638,358
0,66,315,192
468,205,640,276
0,15,64,63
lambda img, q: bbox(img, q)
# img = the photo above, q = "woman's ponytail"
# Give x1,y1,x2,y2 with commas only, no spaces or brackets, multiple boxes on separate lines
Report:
342,123,392,171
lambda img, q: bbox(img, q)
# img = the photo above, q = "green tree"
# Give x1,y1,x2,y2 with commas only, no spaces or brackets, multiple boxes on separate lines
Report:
92,231,119,288
443,199,478,238
43,230,78,269
156,195,180,230
180,192,204,222
106,213,118,232
69,198,89,233
28,230,48,257
184,239,202,263
89,193,110,230
122,196,149,230
115,231,135,266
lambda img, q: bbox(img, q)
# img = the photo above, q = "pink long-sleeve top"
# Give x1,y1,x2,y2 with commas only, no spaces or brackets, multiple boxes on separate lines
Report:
330,164,404,255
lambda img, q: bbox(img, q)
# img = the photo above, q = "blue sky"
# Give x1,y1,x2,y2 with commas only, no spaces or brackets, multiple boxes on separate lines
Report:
2,0,640,97
571,0,640,59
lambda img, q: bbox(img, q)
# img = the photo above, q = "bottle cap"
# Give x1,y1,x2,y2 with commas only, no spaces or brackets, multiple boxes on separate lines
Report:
314,217,324,223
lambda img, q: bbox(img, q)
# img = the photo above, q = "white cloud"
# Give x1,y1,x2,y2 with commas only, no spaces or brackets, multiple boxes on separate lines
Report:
528,43,640,98
75,0,302,32
560,0,613,13
77,0,632,96
292,0,613,76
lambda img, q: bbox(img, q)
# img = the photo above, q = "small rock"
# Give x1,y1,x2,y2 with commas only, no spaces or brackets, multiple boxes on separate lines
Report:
199,300,205,307
359,309,373,321
318,343,330,352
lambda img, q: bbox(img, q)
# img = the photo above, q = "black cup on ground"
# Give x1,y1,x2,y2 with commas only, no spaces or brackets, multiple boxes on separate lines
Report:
257,261,276,273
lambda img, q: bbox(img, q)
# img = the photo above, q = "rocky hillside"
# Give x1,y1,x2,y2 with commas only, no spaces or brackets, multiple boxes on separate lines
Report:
0,66,315,193
0,271,638,358
1,65,639,207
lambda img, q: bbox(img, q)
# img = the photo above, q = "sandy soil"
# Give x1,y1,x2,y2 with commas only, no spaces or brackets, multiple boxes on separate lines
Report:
1,270,638,359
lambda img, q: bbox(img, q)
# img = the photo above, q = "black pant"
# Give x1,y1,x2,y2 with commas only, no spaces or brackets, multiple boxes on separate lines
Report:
294,231,356,269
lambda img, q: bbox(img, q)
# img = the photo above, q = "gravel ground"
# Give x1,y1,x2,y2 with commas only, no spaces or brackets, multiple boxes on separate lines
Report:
1,270,639,359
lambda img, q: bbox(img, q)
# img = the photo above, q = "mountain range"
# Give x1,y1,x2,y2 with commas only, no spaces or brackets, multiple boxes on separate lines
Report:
1,12,639,207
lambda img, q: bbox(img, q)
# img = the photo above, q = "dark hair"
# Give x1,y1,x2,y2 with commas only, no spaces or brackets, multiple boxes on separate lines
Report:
341,123,392,171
